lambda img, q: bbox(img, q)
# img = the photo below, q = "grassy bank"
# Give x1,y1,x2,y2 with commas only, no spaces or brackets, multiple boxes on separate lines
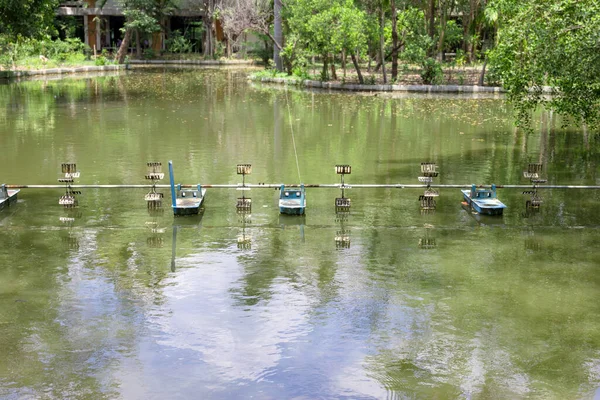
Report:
250,62,494,87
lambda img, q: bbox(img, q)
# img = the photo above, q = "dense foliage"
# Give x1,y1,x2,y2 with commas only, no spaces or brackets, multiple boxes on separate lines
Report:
0,0,599,130
0,0,58,38
0,36,88,69
488,0,600,130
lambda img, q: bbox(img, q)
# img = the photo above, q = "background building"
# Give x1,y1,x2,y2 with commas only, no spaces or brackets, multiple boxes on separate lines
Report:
56,0,205,53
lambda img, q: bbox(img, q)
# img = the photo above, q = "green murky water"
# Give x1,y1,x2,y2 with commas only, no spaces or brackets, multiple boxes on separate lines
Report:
0,68,599,399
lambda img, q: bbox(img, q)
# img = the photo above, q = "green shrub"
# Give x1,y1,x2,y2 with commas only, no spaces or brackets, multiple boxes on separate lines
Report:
292,67,310,81
252,69,289,79
94,55,108,66
166,30,193,54
143,48,155,60
281,36,309,78
64,52,86,64
484,65,501,86
246,39,272,65
214,42,225,59
0,35,88,69
420,58,443,84
0,35,13,68
40,38,86,61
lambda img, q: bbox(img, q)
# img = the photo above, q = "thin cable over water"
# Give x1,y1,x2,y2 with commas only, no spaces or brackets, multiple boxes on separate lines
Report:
284,85,302,183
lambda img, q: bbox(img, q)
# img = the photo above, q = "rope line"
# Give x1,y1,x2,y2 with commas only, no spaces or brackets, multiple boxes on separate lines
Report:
284,84,302,183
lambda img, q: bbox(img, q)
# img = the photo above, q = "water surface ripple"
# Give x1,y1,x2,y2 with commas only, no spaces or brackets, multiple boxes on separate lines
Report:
0,68,599,399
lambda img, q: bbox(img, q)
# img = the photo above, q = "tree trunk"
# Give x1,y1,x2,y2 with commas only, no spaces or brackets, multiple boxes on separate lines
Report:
351,53,364,84
330,54,337,80
465,0,477,62
341,50,346,78
375,41,406,72
473,13,485,61
116,27,132,64
164,17,171,45
379,4,387,84
203,25,211,57
203,0,213,58
437,11,446,61
135,29,142,59
390,0,398,81
428,0,436,41
478,58,487,85
241,33,247,58
273,0,283,71
321,55,329,81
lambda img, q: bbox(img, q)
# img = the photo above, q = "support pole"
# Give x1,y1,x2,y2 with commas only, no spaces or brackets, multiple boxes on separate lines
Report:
168,161,176,209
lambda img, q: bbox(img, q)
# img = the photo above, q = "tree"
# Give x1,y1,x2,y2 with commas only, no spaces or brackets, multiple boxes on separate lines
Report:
436,0,456,61
390,0,398,80
395,6,431,63
335,0,370,83
219,0,283,61
100,0,175,63
203,0,216,58
378,0,386,83
488,0,600,131
287,0,370,81
0,0,58,39
273,0,283,70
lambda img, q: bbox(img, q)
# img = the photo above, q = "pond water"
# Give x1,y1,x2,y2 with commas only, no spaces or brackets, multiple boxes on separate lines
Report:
0,68,599,399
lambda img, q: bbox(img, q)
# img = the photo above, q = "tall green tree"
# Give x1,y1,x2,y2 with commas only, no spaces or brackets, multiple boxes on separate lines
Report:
101,0,176,63
0,0,58,38
489,0,600,130
287,0,370,81
335,0,370,82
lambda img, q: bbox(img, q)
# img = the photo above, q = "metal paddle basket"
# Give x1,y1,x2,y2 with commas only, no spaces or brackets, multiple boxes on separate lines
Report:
419,162,439,212
145,221,165,248
237,212,252,249
145,162,164,209
236,164,252,213
335,229,351,249
335,164,352,213
58,163,81,208
523,163,546,212
418,224,437,249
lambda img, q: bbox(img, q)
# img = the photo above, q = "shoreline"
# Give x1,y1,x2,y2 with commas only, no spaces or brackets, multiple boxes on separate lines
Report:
0,65,126,80
252,76,505,94
128,59,258,66
0,60,258,81
1,61,508,94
